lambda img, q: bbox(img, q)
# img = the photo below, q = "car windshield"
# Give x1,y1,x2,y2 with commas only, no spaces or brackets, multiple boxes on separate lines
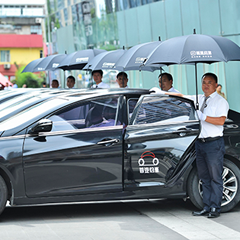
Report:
0,98,68,131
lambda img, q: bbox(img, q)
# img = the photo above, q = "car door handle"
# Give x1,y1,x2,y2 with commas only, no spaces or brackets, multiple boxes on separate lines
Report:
97,138,120,146
176,128,192,137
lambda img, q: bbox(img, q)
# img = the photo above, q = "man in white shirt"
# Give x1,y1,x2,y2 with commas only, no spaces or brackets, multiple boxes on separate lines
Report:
150,72,179,93
116,72,128,88
67,76,75,88
192,73,229,218
51,79,59,88
159,73,179,92
91,70,109,88
157,72,229,218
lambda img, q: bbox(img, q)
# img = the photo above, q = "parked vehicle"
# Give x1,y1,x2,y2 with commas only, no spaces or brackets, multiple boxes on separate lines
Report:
0,88,81,122
0,88,240,216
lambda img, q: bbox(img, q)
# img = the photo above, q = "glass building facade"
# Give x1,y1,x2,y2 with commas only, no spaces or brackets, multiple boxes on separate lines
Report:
46,0,240,112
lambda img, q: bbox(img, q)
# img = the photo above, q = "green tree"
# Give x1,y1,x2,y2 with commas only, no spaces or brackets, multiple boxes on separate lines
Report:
15,66,45,88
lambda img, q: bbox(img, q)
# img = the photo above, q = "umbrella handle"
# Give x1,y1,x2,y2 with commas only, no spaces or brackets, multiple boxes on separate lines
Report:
195,63,199,110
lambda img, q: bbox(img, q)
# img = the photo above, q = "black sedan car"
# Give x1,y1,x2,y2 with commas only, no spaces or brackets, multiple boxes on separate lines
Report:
0,88,83,122
0,88,240,216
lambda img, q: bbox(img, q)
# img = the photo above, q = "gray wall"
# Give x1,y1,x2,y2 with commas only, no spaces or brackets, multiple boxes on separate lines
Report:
115,0,240,111
55,0,240,111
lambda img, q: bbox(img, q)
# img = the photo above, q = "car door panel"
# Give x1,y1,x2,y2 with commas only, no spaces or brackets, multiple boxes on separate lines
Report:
23,126,123,197
124,95,200,189
22,95,124,198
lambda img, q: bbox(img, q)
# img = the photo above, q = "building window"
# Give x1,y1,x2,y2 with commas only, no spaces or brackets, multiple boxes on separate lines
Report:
30,25,42,34
0,50,10,62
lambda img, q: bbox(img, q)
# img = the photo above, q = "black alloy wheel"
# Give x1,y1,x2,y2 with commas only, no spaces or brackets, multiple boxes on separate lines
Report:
187,158,240,212
0,175,7,215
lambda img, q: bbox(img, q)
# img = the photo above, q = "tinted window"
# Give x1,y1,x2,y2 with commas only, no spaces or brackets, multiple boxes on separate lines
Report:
132,96,195,125
127,98,138,118
48,96,120,132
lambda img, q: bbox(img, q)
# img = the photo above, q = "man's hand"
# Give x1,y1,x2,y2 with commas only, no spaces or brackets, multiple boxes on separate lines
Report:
149,87,166,94
197,110,207,121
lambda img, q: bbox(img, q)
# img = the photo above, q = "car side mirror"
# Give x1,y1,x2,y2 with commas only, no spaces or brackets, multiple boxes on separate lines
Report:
29,119,53,134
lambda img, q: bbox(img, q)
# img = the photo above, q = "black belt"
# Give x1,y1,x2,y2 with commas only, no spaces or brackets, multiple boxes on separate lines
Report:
198,136,221,142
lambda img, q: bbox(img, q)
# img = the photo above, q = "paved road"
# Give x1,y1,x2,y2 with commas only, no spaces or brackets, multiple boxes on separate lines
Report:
0,199,240,240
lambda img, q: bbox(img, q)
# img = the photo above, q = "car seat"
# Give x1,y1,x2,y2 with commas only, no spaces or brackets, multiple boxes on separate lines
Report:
85,106,103,128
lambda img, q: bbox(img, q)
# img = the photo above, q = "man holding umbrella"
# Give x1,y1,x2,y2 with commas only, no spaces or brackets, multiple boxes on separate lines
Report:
116,72,128,88
91,70,109,88
193,73,229,218
158,73,179,92
157,72,229,218
150,73,179,93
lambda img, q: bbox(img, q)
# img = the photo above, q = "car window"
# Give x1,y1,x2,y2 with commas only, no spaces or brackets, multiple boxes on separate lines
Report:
132,96,195,125
48,96,120,132
127,98,138,119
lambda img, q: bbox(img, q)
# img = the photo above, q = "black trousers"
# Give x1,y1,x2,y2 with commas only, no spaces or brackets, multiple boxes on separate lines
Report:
195,137,225,212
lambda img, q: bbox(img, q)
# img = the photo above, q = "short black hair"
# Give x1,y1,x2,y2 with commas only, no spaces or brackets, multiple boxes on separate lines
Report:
67,75,75,83
158,73,173,81
92,70,103,77
117,72,128,79
202,72,218,83
52,79,59,84
217,84,222,87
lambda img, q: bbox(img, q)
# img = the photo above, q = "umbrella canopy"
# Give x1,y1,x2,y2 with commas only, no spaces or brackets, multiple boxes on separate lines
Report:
113,41,164,72
144,33,240,108
22,54,67,73
83,49,127,71
33,54,67,72
22,58,42,73
58,49,106,70
145,34,240,65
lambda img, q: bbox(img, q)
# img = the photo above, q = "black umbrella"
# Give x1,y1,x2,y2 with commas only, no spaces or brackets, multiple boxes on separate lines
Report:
22,58,42,73
22,54,67,73
58,49,106,70
83,49,127,71
145,33,240,108
113,41,164,72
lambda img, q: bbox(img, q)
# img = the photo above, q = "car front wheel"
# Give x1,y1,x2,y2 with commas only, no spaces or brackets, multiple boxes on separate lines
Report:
187,158,240,213
0,175,7,215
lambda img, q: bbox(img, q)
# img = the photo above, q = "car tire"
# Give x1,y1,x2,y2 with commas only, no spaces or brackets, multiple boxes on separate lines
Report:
187,158,240,213
0,175,7,215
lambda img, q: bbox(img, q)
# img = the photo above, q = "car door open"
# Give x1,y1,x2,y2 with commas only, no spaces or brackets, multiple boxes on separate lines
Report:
124,94,200,191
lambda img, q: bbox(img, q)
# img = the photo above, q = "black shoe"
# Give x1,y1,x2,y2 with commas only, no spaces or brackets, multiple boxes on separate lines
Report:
192,209,209,216
208,208,220,218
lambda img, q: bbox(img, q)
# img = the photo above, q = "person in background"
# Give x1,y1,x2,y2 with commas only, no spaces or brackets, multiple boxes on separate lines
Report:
12,80,18,88
51,79,59,88
4,82,11,90
216,84,226,99
22,84,27,88
42,82,47,88
116,72,128,88
67,76,75,88
91,70,109,88
150,72,180,93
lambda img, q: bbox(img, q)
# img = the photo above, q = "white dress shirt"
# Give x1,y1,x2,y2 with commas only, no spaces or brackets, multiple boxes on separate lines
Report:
92,82,110,88
150,86,179,93
189,92,229,138
168,87,180,93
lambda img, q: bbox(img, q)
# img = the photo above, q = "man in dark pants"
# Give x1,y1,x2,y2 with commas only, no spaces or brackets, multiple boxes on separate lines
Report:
192,73,229,218
154,72,229,218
